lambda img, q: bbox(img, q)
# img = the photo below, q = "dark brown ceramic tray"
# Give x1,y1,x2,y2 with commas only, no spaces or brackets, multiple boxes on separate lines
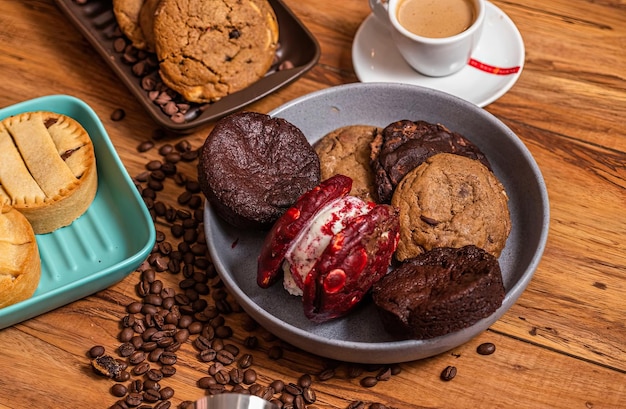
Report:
54,0,320,133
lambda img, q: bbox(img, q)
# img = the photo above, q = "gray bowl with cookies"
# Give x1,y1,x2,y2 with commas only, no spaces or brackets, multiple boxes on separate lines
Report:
202,82,549,363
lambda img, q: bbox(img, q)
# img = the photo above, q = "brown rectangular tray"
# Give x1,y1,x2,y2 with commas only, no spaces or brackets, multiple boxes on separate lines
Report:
54,0,320,133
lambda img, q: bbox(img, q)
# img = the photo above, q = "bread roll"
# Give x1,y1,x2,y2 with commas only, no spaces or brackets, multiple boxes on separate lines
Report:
0,206,41,308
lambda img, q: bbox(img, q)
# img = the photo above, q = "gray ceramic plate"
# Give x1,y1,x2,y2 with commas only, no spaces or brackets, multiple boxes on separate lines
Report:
203,83,549,363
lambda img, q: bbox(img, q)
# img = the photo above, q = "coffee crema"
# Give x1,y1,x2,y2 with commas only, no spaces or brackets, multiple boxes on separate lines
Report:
396,0,476,39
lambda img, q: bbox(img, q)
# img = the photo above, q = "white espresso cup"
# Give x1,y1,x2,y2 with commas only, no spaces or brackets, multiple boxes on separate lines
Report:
369,0,485,77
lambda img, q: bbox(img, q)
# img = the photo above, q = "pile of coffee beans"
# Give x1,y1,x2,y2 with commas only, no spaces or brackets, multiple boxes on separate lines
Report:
87,124,500,408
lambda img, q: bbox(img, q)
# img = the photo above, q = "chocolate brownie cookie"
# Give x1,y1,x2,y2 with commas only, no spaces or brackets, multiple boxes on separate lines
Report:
113,0,148,50
370,120,491,203
391,153,510,261
314,125,380,202
153,0,279,103
372,245,506,339
198,111,320,230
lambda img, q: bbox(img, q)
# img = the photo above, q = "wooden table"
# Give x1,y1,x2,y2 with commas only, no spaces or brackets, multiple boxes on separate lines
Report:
1,0,625,408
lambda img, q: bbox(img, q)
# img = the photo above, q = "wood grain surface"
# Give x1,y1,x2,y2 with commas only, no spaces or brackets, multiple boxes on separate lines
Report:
0,0,625,408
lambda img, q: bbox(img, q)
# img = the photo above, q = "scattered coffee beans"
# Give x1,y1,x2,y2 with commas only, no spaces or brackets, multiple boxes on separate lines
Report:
82,135,428,409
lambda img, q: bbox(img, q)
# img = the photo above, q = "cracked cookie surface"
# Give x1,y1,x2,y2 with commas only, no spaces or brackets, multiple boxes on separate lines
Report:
154,0,279,103
391,153,510,261
315,125,380,203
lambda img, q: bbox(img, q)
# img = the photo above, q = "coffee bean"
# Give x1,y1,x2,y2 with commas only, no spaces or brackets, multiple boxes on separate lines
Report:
128,350,146,365
147,368,163,382
238,353,253,369
125,392,144,406
317,368,335,381
154,400,171,409
285,383,302,396
214,369,230,385
111,108,126,121
159,351,177,365
161,365,176,377
243,368,257,385
347,401,365,409
302,387,316,404
440,365,457,381
160,386,175,400
198,376,216,389
143,388,161,403
208,362,224,376
268,345,283,360
143,380,160,391
133,362,150,376
137,140,155,152
270,379,285,393
111,383,128,397
477,342,496,355
88,345,105,358
376,367,392,381
360,376,378,388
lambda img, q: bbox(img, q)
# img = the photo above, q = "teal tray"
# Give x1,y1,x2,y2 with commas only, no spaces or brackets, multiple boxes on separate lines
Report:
0,95,155,330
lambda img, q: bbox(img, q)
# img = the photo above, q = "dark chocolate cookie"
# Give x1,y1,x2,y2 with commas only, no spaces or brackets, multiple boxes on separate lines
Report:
198,111,320,230
370,120,491,203
372,245,506,340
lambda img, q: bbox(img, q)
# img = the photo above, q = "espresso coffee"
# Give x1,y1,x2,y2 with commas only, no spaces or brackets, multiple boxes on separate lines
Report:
397,0,476,38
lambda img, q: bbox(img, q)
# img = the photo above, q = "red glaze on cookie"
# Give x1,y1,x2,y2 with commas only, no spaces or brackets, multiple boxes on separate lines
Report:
302,204,400,323
257,174,352,288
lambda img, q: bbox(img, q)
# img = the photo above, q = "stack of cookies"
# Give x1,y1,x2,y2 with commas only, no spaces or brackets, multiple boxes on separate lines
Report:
113,0,279,103
0,111,97,308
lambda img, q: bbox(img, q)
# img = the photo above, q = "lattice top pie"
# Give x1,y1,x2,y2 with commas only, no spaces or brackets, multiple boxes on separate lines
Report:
0,111,97,234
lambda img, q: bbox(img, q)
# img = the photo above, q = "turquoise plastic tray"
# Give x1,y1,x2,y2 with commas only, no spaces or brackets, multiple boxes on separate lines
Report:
0,95,156,329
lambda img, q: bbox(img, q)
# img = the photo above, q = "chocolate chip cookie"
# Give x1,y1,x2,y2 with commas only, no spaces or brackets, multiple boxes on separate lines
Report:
391,153,510,261
315,125,380,202
153,0,279,103
113,0,148,50
370,120,491,203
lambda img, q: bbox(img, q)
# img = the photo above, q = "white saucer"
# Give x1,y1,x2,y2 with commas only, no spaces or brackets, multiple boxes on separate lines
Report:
352,2,525,107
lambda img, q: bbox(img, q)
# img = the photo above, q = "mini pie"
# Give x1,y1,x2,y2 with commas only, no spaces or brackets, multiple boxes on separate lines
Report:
0,206,41,309
0,111,98,234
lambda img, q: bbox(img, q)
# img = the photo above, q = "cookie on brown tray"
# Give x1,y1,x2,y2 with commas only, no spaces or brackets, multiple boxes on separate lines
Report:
0,111,97,234
138,0,161,52
153,0,279,103
370,120,491,203
315,125,380,202
391,153,510,261
113,0,148,50
372,245,505,339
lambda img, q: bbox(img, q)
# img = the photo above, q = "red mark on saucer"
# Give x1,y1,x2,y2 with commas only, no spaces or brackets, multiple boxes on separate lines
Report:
468,58,520,75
